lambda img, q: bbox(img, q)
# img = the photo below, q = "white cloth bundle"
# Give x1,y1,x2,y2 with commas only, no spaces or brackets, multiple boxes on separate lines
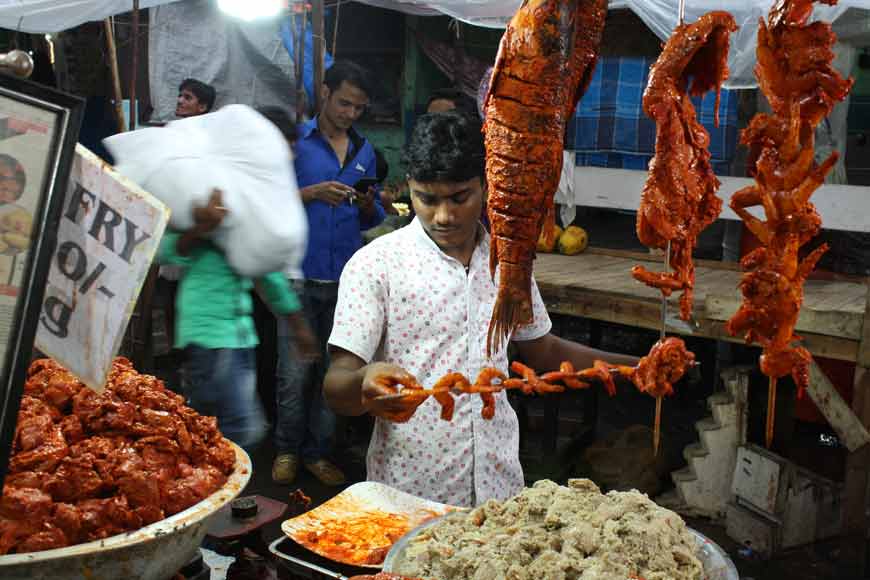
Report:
104,104,307,277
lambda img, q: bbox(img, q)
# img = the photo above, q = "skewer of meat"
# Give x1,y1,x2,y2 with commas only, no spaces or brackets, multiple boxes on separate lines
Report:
630,8,736,453
373,337,695,425
484,0,607,356
726,0,853,448
631,11,737,321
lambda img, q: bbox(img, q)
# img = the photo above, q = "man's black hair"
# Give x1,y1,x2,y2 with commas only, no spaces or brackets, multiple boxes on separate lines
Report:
426,87,478,117
178,78,217,112
403,112,484,183
374,148,389,183
323,61,372,98
256,106,298,144
0,153,26,199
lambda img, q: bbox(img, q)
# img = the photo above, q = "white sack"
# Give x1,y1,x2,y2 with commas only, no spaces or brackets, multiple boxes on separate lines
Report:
104,104,307,278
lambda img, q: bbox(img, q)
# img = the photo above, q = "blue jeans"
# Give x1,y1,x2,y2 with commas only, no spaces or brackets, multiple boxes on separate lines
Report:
274,281,338,462
184,346,267,451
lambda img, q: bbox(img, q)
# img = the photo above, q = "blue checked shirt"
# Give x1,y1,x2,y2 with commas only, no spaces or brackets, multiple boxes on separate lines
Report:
572,57,739,174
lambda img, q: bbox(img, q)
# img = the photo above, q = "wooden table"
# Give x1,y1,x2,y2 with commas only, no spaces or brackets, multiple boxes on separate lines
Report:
534,248,868,363
534,247,870,574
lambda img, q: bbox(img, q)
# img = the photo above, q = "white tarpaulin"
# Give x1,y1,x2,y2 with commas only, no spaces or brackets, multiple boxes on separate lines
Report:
357,0,870,87
0,0,182,33
148,0,296,122
2,0,870,86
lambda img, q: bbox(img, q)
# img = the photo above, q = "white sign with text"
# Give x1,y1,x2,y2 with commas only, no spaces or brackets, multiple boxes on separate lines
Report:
35,144,169,390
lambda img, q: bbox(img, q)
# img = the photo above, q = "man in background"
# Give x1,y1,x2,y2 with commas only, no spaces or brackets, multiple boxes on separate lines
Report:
175,78,216,118
155,78,218,362
271,61,385,487
426,87,478,117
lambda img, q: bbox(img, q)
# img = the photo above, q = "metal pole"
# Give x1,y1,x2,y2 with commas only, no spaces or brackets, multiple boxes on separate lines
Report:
129,0,139,132
312,0,325,115
653,240,671,456
678,0,686,25
295,6,308,121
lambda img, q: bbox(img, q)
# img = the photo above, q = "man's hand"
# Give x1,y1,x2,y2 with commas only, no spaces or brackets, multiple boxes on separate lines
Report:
177,189,227,256
287,312,319,364
361,363,426,423
301,181,354,206
192,188,228,233
355,186,377,217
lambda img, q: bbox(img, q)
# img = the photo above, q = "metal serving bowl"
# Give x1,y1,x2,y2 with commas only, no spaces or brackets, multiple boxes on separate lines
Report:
383,515,739,580
0,442,251,580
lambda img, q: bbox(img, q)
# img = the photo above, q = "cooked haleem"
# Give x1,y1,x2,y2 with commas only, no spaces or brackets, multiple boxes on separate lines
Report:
394,479,703,580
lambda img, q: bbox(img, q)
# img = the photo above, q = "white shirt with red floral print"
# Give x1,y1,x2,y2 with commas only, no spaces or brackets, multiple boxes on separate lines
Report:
328,217,552,507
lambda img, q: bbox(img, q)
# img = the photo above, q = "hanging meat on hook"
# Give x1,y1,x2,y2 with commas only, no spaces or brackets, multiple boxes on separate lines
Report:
631,11,737,321
484,0,608,356
726,0,853,446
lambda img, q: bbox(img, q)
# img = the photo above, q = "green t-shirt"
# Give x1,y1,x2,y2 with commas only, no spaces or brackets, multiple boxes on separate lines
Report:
158,232,300,349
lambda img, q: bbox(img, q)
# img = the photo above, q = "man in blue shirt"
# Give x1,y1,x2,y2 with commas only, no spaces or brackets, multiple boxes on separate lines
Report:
273,61,385,486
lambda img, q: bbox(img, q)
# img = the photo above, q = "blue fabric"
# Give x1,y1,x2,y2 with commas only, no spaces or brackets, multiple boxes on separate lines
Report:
572,57,738,175
295,118,385,281
280,16,335,107
183,346,266,450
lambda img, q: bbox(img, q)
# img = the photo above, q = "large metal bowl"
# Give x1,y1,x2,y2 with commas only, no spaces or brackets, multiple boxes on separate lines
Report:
383,515,739,580
0,442,251,580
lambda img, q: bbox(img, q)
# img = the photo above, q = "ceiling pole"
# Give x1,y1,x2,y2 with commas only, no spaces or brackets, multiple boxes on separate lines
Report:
312,0,325,115
104,17,127,132
130,0,139,131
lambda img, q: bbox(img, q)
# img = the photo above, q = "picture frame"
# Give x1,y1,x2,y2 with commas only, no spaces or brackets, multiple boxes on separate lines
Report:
0,73,83,485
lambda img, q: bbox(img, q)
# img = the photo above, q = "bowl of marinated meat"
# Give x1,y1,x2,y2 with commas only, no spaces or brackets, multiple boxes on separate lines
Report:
0,357,251,580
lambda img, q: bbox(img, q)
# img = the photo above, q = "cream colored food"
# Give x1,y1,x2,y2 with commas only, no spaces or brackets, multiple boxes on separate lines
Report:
394,479,703,580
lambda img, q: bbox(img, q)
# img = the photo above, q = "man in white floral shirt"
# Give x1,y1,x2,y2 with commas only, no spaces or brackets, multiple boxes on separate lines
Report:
324,112,637,507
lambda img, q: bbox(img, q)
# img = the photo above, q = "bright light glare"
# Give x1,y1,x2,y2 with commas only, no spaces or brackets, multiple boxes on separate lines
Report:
217,0,283,20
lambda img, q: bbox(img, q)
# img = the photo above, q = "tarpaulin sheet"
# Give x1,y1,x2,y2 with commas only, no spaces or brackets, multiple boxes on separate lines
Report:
2,0,869,88
573,56,739,174
148,0,295,122
0,0,182,33
354,0,870,88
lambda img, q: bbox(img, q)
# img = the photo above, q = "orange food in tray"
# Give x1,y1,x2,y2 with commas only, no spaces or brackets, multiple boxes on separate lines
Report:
296,508,437,566
281,481,455,568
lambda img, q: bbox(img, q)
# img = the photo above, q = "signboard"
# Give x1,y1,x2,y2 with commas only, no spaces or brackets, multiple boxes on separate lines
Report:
35,144,169,390
0,74,83,486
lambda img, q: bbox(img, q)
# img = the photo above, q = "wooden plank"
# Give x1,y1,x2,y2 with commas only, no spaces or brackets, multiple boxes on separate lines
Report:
704,294,864,341
572,166,870,233
584,246,744,273
534,253,868,341
839,282,870,578
806,361,870,452
539,285,860,362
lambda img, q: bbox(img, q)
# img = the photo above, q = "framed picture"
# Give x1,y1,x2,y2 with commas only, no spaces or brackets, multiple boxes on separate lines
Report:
0,73,83,484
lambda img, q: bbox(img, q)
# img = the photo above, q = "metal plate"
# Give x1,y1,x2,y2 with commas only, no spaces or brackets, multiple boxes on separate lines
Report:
281,481,458,569
383,514,739,580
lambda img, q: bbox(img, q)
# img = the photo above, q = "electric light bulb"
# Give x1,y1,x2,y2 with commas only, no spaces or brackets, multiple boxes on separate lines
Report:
217,0,284,21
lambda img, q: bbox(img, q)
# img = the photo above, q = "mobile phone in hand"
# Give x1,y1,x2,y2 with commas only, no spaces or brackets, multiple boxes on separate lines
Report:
353,177,379,193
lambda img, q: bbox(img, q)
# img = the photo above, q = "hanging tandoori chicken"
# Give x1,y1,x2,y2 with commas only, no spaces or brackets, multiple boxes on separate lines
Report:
726,0,852,447
484,0,608,356
631,11,737,321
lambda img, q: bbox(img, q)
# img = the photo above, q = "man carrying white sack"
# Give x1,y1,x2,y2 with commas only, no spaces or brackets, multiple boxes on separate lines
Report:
104,105,316,448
